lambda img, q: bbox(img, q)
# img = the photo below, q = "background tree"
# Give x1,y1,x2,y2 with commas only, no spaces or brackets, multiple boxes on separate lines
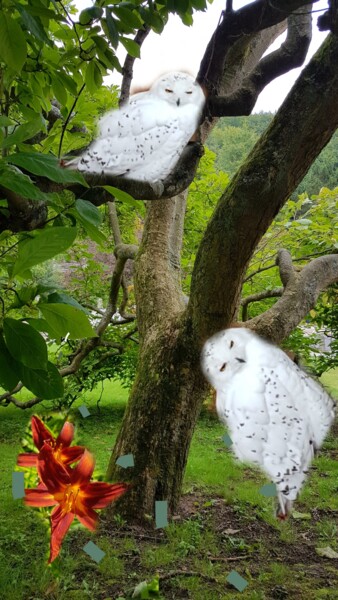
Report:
0,0,338,524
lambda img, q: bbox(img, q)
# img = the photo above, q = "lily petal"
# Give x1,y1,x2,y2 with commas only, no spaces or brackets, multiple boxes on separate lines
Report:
31,415,54,449
71,450,95,486
25,488,58,507
37,445,70,492
49,506,74,563
60,445,86,465
56,421,74,448
17,452,38,467
76,505,98,531
84,482,129,508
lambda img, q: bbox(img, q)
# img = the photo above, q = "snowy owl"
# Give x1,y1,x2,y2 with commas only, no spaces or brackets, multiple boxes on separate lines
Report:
201,327,335,518
65,72,205,183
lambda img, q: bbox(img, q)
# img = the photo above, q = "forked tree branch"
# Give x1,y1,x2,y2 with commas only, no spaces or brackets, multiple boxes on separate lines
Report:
208,8,312,116
241,286,284,321
247,251,338,342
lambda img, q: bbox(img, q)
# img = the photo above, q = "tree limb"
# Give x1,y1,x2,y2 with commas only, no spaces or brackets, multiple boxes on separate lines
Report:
208,8,312,116
197,0,316,93
248,253,338,342
119,25,151,106
241,286,283,320
189,33,338,342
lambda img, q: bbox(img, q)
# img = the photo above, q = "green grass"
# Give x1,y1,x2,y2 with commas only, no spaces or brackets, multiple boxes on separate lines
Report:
1,371,338,599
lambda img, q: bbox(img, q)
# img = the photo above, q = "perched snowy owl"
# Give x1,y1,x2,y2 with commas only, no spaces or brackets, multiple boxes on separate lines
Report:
201,327,335,518
65,72,205,183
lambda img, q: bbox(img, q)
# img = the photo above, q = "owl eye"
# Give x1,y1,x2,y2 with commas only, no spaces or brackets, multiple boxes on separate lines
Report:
230,340,234,349
165,88,174,93
219,363,227,372
185,91,193,94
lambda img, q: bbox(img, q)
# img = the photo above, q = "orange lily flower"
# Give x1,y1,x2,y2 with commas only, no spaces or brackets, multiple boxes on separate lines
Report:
24,445,128,562
17,415,85,468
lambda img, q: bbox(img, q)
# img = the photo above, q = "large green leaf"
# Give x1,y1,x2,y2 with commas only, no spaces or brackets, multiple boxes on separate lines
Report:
120,37,140,58
103,185,140,208
0,334,20,391
85,61,103,93
3,318,48,370
6,152,88,185
0,14,27,72
105,9,119,49
12,227,77,277
47,292,88,313
39,303,97,339
18,8,52,45
0,166,48,201
19,361,64,399
74,199,102,227
1,117,46,149
24,317,58,338
71,199,106,244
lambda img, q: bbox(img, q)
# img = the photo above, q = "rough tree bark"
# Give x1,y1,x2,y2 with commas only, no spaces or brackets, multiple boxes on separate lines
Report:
106,12,338,521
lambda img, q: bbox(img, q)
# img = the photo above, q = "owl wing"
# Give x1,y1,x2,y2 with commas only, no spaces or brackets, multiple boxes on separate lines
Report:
216,359,317,503
67,94,200,179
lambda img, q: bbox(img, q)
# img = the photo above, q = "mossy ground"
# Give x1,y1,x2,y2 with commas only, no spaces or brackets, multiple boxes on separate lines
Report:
0,373,337,599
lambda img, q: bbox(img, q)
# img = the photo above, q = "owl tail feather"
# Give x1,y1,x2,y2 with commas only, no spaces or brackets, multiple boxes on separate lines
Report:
276,495,293,520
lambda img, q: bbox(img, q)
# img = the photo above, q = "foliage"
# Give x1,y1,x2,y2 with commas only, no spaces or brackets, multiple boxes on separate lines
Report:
1,376,337,598
208,114,338,197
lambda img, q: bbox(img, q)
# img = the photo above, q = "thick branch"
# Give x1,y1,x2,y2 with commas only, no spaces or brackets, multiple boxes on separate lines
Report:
189,33,338,342
276,248,297,286
208,8,312,116
248,254,338,342
197,0,316,93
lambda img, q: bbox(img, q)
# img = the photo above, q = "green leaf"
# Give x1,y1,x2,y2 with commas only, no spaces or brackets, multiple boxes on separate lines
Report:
85,61,103,93
3,318,48,370
12,227,77,277
47,292,88,313
18,8,52,45
0,334,20,391
71,199,106,244
139,8,164,32
113,6,143,29
24,317,58,338
1,117,46,149
0,116,14,127
103,185,140,208
6,152,88,185
39,303,97,339
0,14,27,72
19,361,64,399
0,167,48,201
74,199,102,227
120,37,140,58
52,77,68,106
79,6,103,25
105,9,119,49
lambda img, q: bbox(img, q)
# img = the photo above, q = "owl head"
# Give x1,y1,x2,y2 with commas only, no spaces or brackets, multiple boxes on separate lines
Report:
150,72,205,109
201,328,255,389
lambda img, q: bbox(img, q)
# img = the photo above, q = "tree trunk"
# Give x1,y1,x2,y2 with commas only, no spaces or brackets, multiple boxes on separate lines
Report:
107,34,338,521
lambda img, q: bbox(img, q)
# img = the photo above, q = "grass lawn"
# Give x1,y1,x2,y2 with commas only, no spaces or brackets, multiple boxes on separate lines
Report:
0,372,338,599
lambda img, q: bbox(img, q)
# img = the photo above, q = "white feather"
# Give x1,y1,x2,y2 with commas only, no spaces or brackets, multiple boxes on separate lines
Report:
201,327,335,517
65,72,205,182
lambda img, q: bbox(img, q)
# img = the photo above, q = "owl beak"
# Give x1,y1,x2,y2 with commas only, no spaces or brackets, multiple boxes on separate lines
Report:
176,98,181,106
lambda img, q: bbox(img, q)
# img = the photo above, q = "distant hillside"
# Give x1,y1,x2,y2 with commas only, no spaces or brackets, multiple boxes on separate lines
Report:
207,113,338,197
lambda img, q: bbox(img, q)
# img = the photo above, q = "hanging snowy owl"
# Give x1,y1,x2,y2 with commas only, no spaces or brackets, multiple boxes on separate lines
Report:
65,72,205,183
201,327,335,518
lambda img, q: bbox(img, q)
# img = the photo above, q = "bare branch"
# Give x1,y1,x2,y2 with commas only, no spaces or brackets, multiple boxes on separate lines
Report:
241,286,283,320
248,254,338,342
107,201,123,245
197,0,316,93
208,8,312,116
276,248,296,286
119,26,151,106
